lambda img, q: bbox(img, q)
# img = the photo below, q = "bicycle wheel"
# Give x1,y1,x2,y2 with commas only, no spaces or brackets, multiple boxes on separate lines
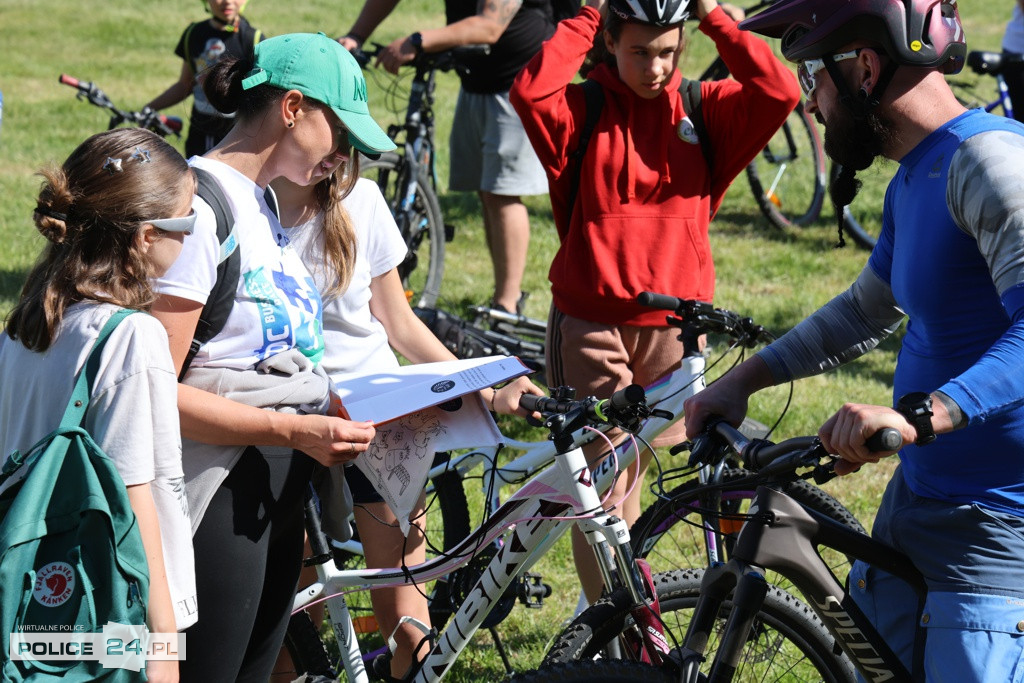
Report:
509,660,675,682
630,469,864,600
285,457,471,680
830,159,898,251
746,101,827,229
361,152,446,308
543,568,856,683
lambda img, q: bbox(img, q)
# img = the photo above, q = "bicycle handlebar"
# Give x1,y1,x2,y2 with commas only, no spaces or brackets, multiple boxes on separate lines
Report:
519,383,649,434
690,417,902,483
59,74,182,137
351,44,490,76
638,292,773,347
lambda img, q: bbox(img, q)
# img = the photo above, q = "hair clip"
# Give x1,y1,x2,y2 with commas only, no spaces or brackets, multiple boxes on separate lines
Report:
103,157,124,174
130,147,152,163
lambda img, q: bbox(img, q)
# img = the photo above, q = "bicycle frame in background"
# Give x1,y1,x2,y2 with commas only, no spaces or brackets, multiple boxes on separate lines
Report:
352,45,488,308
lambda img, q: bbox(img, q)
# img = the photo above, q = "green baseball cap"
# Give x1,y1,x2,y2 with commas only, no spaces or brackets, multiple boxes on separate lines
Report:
241,32,395,157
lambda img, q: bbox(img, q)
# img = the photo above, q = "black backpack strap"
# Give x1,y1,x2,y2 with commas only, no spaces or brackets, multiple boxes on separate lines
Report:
180,167,239,381
566,79,605,228
679,78,712,175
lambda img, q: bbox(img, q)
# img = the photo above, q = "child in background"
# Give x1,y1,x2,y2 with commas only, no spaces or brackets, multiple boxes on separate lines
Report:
0,127,200,682
510,0,799,604
144,0,263,158
270,159,542,681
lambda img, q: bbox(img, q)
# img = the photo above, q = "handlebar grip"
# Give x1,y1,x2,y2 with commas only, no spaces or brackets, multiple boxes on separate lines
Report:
519,394,550,413
637,291,682,311
608,384,645,412
59,74,81,88
865,428,902,452
161,115,183,134
350,47,371,68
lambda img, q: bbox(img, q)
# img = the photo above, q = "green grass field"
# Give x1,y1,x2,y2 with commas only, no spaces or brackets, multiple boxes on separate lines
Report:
0,1,1012,679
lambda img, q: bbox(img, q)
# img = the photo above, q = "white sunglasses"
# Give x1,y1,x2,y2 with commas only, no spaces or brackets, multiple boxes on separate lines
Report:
147,209,197,235
797,49,862,99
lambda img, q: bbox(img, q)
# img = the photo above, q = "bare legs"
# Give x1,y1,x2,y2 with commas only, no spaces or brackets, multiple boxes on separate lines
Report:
479,191,530,314
354,493,430,679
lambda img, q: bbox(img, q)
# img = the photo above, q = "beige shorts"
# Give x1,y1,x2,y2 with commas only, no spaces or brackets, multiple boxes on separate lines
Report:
546,306,689,449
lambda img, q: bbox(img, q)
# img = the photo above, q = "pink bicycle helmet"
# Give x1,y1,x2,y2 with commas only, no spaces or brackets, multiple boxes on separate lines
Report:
609,0,692,26
740,0,966,74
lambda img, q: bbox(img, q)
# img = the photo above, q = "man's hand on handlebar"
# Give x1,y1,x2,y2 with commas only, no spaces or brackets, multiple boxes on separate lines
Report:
378,35,419,74
818,403,912,476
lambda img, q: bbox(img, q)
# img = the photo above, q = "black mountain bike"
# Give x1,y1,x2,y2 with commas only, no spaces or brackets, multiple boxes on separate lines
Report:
352,46,486,308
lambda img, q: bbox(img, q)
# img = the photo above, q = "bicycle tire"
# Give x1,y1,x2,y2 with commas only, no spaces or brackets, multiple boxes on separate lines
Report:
361,152,446,308
284,458,471,680
630,469,864,602
509,660,675,683
543,568,856,683
746,101,827,229
284,611,336,678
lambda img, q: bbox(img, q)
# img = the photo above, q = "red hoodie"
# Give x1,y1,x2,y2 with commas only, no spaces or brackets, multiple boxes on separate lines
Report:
510,6,800,326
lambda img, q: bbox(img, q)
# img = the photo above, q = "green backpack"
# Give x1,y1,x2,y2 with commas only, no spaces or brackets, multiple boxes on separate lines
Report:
0,309,151,682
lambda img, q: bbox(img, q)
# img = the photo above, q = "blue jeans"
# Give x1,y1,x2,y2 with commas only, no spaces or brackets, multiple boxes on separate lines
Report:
849,466,1024,682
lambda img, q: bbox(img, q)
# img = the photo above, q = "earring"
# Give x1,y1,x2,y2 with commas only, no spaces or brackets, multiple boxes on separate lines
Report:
858,85,871,101
287,121,295,128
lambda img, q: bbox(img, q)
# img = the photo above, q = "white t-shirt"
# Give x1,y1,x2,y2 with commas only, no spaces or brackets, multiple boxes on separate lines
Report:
154,156,325,370
0,303,197,630
1005,5,1024,54
271,178,407,379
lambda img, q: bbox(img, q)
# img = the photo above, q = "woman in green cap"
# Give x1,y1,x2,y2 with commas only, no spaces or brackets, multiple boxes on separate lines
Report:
149,32,394,681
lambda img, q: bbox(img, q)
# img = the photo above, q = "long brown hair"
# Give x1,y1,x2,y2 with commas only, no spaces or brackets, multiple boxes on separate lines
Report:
313,154,361,299
6,128,192,351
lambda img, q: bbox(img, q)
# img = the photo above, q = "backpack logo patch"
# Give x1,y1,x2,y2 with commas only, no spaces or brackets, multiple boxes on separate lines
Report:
678,116,699,145
33,562,76,607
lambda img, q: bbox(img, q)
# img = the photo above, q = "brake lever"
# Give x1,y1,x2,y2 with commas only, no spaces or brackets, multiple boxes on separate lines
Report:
812,457,839,485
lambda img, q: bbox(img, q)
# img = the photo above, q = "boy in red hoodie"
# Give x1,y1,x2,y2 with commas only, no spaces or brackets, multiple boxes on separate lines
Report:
510,0,799,602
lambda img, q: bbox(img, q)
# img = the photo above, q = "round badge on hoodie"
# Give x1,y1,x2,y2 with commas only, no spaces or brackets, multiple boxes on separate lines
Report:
677,115,699,145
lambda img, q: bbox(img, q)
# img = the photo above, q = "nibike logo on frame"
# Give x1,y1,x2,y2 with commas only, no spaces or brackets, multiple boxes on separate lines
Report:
33,562,76,607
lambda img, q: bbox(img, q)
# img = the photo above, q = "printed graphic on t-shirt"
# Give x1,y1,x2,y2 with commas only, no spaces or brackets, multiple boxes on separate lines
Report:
192,39,230,116
244,264,324,365
197,38,227,72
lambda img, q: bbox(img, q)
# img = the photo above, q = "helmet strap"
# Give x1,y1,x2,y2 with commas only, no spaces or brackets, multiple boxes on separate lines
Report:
824,56,898,120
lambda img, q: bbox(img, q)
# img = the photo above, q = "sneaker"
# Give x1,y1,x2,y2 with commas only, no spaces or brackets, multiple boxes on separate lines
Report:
489,291,529,316
369,627,436,683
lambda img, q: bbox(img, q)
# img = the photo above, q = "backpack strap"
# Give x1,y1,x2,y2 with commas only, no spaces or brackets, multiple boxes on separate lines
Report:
180,166,240,381
60,309,138,429
679,77,713,175
566,78,606,228
566,78,713,226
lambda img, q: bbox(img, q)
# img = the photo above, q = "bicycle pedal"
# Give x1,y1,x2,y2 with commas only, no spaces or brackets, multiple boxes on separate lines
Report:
515,572,551,608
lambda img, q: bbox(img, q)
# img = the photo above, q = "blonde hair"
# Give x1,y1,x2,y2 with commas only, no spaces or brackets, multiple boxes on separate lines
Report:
6,128,192,351
313,154,361,300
